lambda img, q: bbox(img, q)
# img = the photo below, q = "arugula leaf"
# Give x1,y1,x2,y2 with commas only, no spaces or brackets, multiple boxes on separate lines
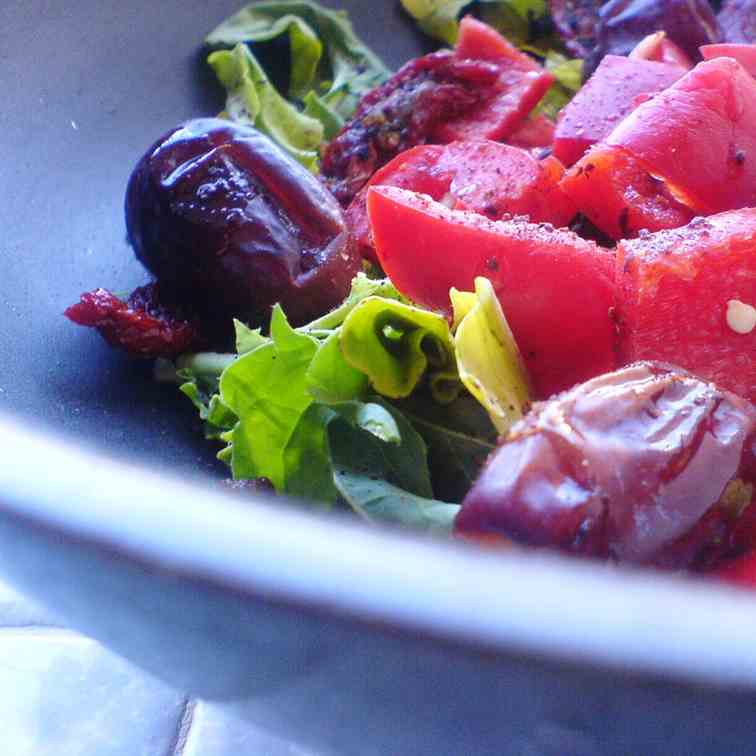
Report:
394,394,496,502
340,297,459,401
207,1,390,128
208,43,324,170
329,418,458,533
451,277,531,434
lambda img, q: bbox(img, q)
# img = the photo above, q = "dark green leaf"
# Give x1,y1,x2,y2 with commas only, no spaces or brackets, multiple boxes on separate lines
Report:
206,1,390,122
394,394,497,502
329,419,459,533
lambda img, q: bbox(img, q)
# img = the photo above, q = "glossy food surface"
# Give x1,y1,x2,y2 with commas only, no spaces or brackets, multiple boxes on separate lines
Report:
126,118,359,328
456,362,756,568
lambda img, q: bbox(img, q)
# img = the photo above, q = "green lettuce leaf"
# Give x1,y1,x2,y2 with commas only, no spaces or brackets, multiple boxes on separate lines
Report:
451,277,531,434
339,297,459,401
173,271,535,518
399,0,471,44
170,352,238,440
400,0,548,46
219,305,321,487
303,273,406,332
184,298,438,505
282,400,403,504
208,43,324,170
305,331,368,403
234,319,270,355
206,1,390,132
535,51,583,120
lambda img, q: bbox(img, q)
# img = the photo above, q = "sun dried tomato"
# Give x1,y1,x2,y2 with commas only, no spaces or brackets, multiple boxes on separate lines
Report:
65,283,205,358
321,51,496,205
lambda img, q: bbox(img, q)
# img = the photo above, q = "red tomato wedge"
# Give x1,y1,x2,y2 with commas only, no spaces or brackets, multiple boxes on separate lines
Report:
701,43,756,75
553,55,686,167
346,141,576,261
560,144,694,240
605,57,756,215
616,210,756,403
507,113,556,150
432,17,555,143
367,186,617,398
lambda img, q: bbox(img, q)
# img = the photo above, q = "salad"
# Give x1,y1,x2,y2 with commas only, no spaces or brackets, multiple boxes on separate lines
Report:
65,0,756,584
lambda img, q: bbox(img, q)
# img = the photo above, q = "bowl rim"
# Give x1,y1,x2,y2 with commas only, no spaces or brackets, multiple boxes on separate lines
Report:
3,412,756,691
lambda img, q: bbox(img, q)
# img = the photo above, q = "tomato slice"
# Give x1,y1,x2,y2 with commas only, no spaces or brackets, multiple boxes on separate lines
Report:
432,16,555,143
616,209,756,404
367,186,617,398
553,55,685,167
346,141,576,261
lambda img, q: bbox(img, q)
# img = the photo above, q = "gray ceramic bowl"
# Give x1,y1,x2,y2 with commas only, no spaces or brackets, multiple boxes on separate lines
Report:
3,1,756,754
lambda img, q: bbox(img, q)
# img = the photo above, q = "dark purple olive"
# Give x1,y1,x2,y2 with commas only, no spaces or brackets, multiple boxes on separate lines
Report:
719,0,756,43
549,0,605,59
455,362,756,570
589,0,721,72
126,118,360,328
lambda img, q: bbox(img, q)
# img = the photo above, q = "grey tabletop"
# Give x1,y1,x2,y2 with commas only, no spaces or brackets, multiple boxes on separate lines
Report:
0,580,317,755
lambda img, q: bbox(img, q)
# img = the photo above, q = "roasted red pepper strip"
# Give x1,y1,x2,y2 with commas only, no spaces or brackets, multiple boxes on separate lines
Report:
553,54,686,167
605,57,756,214
560,144,694,239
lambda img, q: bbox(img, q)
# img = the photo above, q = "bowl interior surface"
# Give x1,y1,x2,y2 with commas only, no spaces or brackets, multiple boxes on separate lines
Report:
0,0,422,478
